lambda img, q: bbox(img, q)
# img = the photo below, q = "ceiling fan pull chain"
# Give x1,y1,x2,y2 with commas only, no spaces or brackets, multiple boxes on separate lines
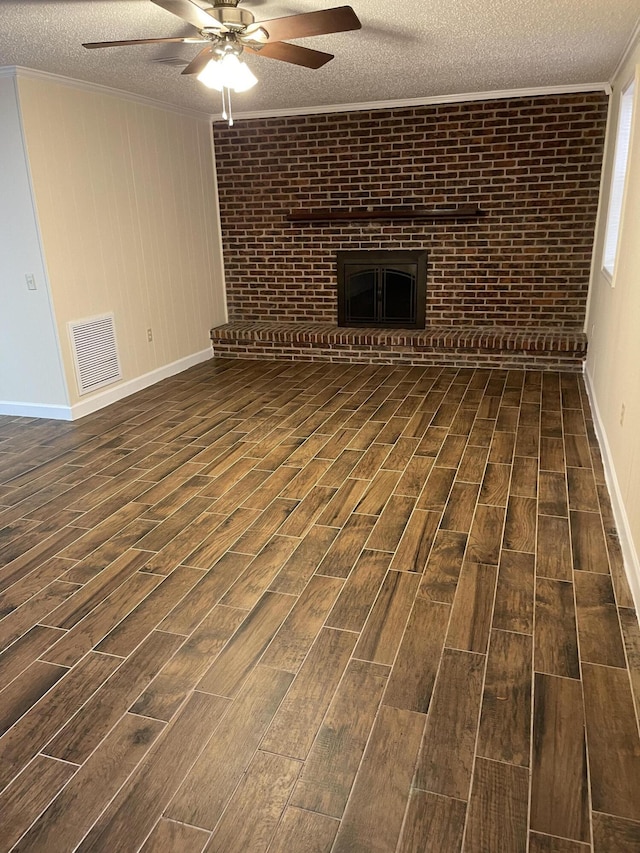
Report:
228,89,234,126
220,87,233,127
221,87,228,121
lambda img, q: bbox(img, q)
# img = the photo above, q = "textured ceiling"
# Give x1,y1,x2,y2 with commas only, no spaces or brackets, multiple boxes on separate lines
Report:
1,0,639,117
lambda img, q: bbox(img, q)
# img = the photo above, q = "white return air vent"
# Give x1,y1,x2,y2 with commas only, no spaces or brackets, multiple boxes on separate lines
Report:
68,313,122,396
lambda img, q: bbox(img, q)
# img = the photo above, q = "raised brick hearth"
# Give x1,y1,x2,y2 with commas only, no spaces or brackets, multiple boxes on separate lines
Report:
210,322,587,371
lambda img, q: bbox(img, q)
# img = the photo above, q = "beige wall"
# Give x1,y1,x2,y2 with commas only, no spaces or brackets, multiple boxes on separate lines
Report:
585,36,640,604
17,74,226,409
0,74,69,412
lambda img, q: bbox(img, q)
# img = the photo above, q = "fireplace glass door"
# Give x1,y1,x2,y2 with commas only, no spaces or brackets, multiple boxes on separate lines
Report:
337,251,427,329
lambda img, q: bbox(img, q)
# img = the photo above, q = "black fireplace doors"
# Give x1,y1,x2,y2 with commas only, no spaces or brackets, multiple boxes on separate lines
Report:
337,250,427,329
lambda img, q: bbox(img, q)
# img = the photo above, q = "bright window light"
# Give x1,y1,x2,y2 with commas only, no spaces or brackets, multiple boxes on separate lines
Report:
602,78,635,280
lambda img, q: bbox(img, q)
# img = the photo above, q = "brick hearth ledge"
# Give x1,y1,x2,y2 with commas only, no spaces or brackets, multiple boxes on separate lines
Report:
210,322,587,372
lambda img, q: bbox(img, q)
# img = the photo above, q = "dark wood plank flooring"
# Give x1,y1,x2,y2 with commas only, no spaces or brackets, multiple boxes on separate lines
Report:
1,358,639,852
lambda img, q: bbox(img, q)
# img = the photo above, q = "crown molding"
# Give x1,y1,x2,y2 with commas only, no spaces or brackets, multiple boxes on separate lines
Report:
611,15,640,83
0,65,216,122
0,67,610,125
220,82,611,123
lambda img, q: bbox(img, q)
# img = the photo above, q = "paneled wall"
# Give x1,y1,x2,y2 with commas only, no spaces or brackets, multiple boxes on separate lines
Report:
214,93,608,328
18,74,227,408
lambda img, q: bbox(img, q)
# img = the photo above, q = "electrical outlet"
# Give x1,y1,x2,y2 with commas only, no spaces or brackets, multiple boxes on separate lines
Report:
620,403,625,427
25,273,37,291
147,328,153,343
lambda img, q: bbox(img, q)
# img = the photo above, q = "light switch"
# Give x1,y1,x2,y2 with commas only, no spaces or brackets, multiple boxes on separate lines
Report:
25,274,37,291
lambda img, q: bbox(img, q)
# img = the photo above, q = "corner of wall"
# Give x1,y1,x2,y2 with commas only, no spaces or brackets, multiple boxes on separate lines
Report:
69,347,213,420
0,72,70,410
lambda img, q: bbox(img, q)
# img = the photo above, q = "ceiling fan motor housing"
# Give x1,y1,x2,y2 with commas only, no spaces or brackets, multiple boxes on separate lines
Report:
204,2,255,31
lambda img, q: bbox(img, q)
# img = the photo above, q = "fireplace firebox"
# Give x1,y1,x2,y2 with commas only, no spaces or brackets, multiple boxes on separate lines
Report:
337,250,427,329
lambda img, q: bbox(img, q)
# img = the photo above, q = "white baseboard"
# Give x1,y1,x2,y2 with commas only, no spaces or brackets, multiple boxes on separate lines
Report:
0,401,73,420
0,349,213,422
70,349,213,420
584,367,640,612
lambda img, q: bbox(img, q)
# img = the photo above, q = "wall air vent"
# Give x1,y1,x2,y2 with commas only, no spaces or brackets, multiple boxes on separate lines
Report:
68,313,122,396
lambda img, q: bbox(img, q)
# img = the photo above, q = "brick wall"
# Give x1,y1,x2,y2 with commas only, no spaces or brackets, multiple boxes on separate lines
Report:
214,92,608,328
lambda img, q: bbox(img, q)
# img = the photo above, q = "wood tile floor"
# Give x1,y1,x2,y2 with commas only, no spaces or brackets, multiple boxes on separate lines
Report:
1,358,640,852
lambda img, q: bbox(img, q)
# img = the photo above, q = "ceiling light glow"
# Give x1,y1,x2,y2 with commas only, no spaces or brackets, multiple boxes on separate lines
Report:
197,54,257,92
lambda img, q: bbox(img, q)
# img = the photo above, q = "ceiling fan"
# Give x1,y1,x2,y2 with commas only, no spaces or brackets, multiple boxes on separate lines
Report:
83,0,361,120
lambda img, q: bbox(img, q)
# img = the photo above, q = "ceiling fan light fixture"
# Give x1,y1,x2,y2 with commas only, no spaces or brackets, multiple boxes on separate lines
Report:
241,25,269,44
197,53,257,92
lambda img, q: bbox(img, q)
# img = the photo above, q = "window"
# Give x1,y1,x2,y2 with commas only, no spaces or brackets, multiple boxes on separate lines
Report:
603,78,636,280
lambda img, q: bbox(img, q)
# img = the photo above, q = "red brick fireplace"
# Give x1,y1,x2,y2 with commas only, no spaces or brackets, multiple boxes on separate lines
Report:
210,91,608,370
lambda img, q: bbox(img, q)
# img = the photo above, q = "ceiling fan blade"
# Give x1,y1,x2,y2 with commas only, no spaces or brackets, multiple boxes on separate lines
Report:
151,0,224,31
181,45,215,75
83,36,206,49
248,6,361,43
245,42,334,69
